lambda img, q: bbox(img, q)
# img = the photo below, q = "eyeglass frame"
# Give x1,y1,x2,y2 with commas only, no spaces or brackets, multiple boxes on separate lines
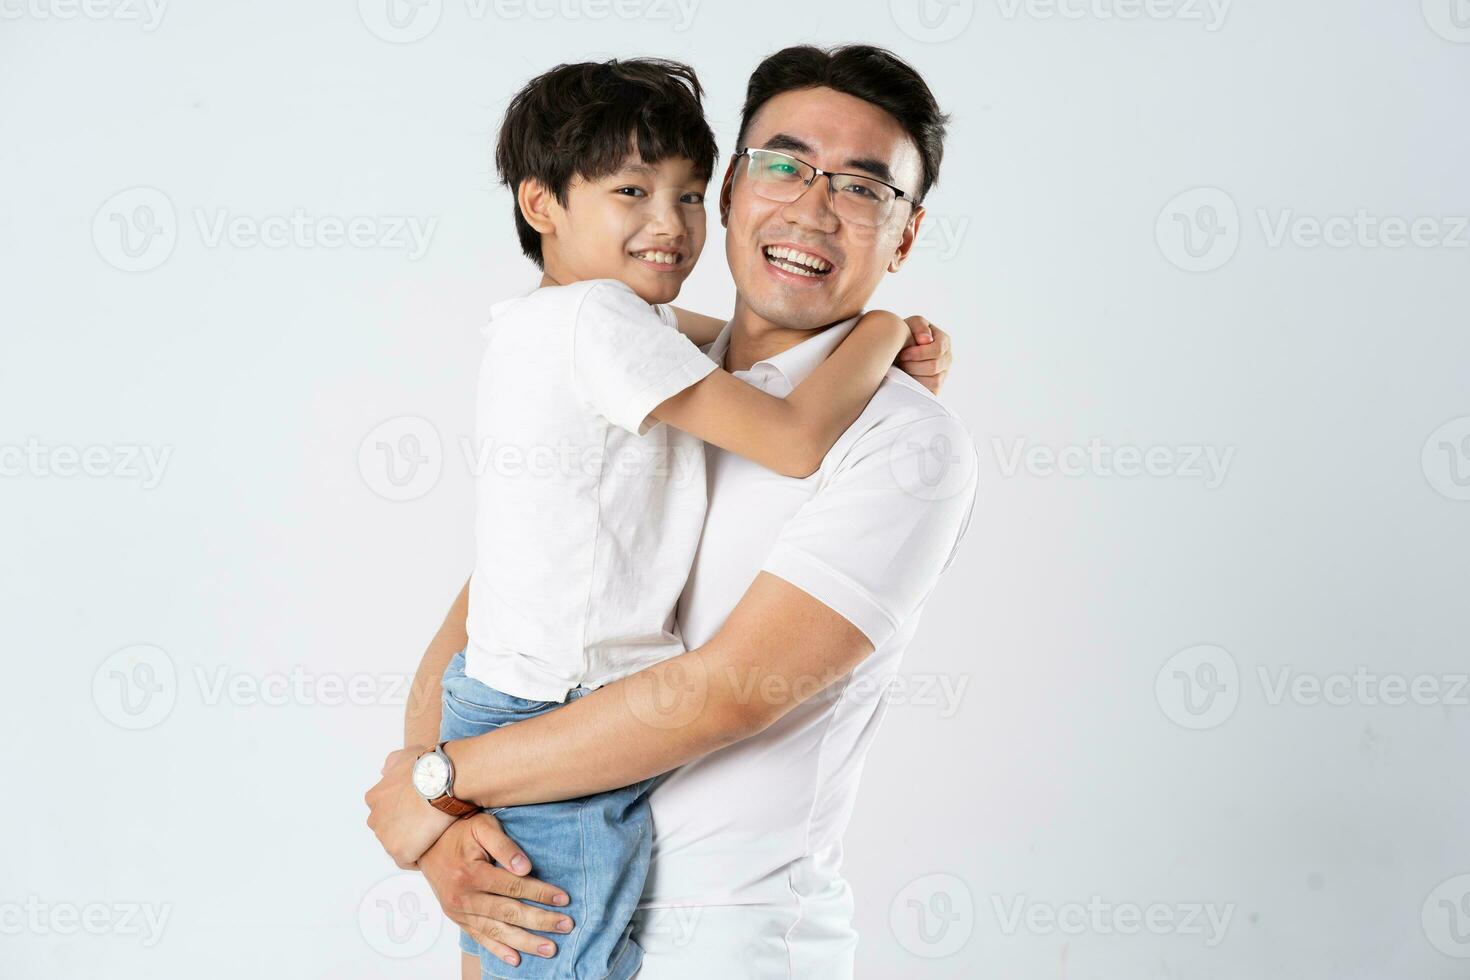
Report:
731,146,924,222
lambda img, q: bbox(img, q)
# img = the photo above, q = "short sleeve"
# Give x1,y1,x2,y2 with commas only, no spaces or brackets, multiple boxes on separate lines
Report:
572,280,718,435
762,413,979,649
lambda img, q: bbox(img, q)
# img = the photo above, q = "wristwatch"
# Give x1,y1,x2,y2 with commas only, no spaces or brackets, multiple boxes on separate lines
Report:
411,743,477,817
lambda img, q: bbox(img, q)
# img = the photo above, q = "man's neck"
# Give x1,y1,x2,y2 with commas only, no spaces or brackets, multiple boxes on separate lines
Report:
723,300,856,373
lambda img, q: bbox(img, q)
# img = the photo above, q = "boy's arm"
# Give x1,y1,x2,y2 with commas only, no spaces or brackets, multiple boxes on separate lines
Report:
667,305,727,346
651,310,911,478
403,578,470,748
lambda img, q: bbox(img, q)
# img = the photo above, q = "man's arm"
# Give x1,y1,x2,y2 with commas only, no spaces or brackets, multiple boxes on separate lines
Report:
447,572,869,807
403,578,470,748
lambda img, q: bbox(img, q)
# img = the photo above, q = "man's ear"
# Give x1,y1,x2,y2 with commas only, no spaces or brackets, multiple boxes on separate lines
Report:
888,205,925,273
717,159,737,227
516,178,559,236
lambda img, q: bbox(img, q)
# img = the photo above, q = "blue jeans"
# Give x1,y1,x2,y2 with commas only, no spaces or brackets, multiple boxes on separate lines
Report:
439,651,652,980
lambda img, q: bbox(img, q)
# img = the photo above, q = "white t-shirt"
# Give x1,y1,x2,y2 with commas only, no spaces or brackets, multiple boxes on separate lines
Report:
632,316,979,979
464,279,718,701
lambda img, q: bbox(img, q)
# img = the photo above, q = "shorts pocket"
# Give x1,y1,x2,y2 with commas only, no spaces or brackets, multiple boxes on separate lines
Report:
442,677,558,729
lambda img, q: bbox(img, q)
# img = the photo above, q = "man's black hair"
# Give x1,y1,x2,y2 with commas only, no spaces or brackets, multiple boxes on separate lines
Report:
736,45,949,202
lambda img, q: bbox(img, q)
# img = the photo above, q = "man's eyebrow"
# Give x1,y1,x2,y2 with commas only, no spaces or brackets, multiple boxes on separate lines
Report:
754,133,898,184
757,133,815,156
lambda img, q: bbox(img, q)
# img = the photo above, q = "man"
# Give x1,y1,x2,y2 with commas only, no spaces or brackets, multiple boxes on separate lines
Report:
367,44,976,978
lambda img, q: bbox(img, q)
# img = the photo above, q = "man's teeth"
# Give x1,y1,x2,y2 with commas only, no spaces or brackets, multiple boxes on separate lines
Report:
633,250,680,265
763,245,832,277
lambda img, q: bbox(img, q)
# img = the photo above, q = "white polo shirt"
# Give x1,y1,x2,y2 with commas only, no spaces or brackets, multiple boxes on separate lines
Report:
632,316,979,979
464,279,717,702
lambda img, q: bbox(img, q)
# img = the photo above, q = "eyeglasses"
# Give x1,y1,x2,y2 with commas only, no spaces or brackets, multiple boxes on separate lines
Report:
733,147,922,228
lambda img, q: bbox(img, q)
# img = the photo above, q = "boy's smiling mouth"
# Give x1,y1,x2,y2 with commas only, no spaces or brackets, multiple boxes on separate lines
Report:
630,248,685,270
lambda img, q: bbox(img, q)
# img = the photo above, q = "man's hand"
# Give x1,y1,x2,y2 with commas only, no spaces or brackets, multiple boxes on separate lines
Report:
364,746,458,868
896,316,953,394
419,812,575,968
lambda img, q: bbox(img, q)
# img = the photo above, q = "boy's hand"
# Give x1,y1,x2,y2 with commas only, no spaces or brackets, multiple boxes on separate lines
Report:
896,316,953,395
419,812,575,968
365,745,459,869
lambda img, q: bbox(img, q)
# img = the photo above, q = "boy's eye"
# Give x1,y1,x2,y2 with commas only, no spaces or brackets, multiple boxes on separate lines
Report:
681,192,705,205
614,186,647,197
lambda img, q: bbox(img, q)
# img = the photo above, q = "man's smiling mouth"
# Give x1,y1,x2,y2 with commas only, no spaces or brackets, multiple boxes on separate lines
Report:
763,245,833,278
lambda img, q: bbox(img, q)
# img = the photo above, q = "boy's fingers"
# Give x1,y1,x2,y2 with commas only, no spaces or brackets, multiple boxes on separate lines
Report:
467,813,533,875
903,314,934,345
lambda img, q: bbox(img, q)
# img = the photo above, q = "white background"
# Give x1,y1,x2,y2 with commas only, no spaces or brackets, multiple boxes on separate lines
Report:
3,1,1468,977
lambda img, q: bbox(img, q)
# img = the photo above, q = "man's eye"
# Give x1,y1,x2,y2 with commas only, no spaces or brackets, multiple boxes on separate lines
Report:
841,183,880,201
767,163,798,176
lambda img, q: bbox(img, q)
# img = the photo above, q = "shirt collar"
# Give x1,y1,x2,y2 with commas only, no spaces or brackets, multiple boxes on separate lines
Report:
705,314,864,389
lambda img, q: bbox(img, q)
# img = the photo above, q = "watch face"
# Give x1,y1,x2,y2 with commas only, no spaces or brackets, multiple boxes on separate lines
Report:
412,752,450,798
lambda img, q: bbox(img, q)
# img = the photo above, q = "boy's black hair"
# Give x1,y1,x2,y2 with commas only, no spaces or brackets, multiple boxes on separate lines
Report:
736,45,949,203
496,58,719,268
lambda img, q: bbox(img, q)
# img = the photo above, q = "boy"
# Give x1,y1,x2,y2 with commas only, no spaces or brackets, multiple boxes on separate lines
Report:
410,58,927,978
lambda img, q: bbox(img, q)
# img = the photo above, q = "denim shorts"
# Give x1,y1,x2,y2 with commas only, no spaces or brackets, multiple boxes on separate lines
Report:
440,650,653,980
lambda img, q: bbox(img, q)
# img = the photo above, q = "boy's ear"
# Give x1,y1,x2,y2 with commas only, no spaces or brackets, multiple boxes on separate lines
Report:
717,159,737,227
888,205,926,273
516,178,558,236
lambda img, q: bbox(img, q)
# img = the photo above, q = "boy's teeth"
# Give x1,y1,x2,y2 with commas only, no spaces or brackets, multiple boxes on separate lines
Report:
763,245,832,274
634,250,679,265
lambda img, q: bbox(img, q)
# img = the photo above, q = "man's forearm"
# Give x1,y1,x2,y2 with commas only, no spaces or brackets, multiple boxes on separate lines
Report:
404,578,471,749
442,573,872,809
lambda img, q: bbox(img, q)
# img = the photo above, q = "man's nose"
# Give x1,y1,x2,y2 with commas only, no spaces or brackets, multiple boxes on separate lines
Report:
779,175,840,234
